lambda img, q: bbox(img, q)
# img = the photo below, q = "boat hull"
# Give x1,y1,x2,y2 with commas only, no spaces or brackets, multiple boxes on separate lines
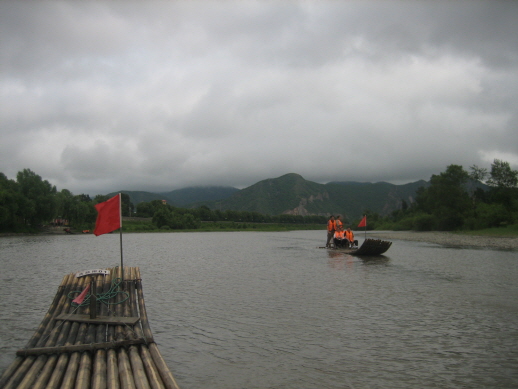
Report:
322,238,392,256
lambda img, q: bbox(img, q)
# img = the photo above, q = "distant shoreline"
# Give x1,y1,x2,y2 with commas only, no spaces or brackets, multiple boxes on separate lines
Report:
369,231,518,250
3,228,517,250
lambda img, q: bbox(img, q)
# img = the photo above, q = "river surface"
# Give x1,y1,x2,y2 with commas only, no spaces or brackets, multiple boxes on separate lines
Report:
1,231,517,388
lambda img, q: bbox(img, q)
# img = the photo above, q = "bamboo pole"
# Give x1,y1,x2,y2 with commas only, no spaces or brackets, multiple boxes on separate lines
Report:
114,266,137,389
138,346,166,389
9,355,47,389
25,273,72,348
135,268,181,389
118,347,137,389
45,320,81,387
1,357,37,389
106,348,120,389
0,274,78,389
107,267,121,389
92,270,115,389
126,268,166,389
2,267,181,389
30,353,58,389
124,267,153,389
75,351,93,389
147,344,181,389
59,321,89,389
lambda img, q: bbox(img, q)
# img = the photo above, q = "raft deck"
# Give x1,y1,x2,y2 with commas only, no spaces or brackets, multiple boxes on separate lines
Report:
0,266,181,389
323,238,392,256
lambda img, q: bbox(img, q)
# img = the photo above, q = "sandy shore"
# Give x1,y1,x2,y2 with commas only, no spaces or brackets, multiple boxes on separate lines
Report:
369,231,518,250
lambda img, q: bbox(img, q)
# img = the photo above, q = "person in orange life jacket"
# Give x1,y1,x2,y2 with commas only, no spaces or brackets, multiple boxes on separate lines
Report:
326,215,336,247
333,225,347,248
345,227,358,248
335,215,343,231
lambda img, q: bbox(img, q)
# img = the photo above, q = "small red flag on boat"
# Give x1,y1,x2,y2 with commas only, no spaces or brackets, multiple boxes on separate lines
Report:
94,194,121,236
358,215,367,228
72,284,90,305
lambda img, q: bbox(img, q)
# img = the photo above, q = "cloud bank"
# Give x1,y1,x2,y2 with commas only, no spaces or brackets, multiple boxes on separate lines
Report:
1,1,517,195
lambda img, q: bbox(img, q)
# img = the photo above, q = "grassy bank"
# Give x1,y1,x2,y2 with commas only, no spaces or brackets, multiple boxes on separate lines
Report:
454,223,518,237
120,219,325,233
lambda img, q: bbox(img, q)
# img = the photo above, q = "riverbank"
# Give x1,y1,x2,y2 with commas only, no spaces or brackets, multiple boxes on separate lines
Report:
369,231,518,250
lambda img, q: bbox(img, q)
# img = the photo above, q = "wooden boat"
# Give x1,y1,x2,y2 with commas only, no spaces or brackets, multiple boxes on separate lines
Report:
0,266,181,389
321,238,392,256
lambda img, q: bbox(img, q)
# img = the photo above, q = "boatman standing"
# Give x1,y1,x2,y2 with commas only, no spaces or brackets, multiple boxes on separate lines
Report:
335,215,343,230
326,215,336,248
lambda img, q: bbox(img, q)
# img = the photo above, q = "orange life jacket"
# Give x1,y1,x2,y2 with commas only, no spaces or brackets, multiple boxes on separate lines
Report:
334,230,345,239
345,230,354,241
327,220,336,232
335,219,343,230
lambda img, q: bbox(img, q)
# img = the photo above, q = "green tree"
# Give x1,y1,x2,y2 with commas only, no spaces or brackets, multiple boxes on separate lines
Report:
486,159,518,222
416,164,471,230
121,193,134,217
0,173,23,230
487,159,518,188
16,169,57,226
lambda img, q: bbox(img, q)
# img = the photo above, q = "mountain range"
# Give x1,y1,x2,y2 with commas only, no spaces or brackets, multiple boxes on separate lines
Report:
112,173,428,220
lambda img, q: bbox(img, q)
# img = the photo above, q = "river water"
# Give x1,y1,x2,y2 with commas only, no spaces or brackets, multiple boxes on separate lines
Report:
1,231,517,388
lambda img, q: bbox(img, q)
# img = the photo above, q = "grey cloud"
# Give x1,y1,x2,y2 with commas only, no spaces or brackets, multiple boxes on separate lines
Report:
1,1,517,196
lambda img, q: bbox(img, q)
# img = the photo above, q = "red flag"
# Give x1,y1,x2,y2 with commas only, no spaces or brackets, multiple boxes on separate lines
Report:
72,284,90,305
94,194,121,236
358,215,367,228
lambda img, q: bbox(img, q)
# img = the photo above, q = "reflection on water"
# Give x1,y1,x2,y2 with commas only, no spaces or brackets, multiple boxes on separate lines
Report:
1,231,517,389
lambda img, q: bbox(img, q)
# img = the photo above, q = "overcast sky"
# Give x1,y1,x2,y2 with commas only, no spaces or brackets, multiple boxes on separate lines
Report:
1,1,517,195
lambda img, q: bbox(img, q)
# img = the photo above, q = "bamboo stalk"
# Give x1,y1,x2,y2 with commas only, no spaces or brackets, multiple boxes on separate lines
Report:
30,354,58,389
93,270,116,389
138,345,166,389
134,268,181,389
59,322,89,389
106,348,120,389
107,267,120,389
25,273,72,349
129,345,151,389
148,344,181,389
44,320,81,388
9,355,47,389
2,267,181,389
131,267,166,389
118,347,137,389
1,356,37,389
75,351,93,389
17,338,154,356
1,277,79,389
0,357,23,389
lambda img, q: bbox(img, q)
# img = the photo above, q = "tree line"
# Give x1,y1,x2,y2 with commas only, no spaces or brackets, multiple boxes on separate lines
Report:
0,168,327,232
1,160,516,233
362,159,518,231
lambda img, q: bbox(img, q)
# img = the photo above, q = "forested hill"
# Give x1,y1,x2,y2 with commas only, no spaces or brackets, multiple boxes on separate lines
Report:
113,173,425,220
195,173,426,220
108,186,239,207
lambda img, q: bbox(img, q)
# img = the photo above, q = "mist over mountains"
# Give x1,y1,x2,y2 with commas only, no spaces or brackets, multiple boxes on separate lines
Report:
112,173,427,221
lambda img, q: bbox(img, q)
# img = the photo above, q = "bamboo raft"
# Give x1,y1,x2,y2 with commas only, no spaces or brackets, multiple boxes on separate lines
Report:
0,266,181,389
321,238,392,256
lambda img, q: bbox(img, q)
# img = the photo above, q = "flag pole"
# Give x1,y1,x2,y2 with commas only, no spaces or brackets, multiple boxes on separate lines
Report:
119,193,124,282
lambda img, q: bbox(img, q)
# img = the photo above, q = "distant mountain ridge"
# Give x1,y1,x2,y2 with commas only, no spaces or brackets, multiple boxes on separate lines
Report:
109,186,239,207
204,173,426,220
112,173,429,221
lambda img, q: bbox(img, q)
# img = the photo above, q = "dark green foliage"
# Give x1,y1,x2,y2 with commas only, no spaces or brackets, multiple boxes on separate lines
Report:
16,169,57,226
160,186,239,206
376,161,518,231
204,173,425,220
1,161,517,234
56,189,97,229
